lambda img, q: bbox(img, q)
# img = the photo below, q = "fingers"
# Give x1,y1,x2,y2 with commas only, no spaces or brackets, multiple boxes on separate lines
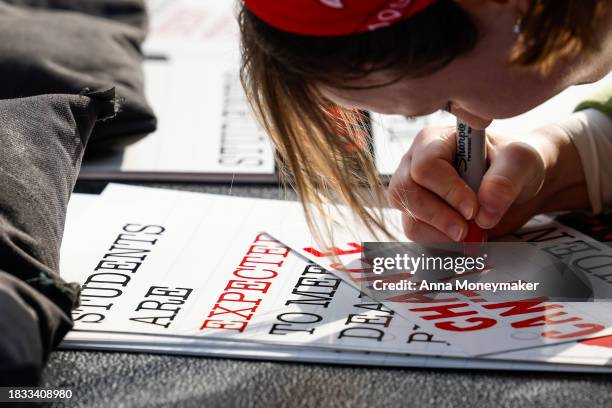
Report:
476,142,545,229
410,132,479,220
390,127,549,241
389,128,474,242
391,175,469,242
401,212,457,243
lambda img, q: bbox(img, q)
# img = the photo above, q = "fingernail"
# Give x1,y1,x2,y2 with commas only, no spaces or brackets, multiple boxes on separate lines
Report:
459,201,474,220
476,206,499,229
448,224,465,242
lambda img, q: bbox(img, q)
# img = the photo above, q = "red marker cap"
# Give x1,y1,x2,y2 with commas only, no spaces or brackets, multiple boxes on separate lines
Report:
464,220,487,243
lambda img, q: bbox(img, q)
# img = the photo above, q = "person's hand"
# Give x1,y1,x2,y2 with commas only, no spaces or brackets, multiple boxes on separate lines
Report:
388,124,589,242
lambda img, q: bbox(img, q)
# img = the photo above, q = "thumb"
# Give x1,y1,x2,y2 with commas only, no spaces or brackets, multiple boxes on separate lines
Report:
475,142,545,229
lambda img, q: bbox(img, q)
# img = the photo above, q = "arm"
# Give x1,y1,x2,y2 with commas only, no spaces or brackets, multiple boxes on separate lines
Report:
558,84,612,213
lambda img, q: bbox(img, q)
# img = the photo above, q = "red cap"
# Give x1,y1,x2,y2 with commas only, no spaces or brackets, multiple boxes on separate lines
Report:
244,0,436,37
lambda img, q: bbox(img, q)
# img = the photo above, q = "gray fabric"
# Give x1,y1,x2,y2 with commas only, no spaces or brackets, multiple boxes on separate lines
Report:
0,0,149,30
0,91,115,385
0,272,44,385
41,350,612,408
0,0,156,152
0,0,155,385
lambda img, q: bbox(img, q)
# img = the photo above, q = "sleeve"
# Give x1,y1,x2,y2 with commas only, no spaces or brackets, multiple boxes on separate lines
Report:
0,90,115,386
556,108,612,214
575,81,612,118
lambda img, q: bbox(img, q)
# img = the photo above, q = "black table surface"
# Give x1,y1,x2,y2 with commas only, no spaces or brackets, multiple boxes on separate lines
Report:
41,182,612,408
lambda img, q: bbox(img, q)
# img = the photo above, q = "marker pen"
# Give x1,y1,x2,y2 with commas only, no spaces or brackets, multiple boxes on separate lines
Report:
455,119,487,243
